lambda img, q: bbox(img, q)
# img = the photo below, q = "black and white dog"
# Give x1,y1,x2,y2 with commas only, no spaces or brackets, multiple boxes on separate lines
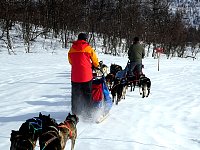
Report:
111,77,127,105
93,61,109,77
138,74,151,98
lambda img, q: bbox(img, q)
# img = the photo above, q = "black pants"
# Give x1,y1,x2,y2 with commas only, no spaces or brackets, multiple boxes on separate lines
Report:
71,80,92,117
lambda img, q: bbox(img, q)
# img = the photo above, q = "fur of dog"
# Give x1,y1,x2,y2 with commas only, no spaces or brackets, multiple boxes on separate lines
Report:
58,113,79,150
138,74,151,98
10,130,36,150
111,77,127,105
93,61,109,77
10,116,43,150
105,64,122,91
39,113,61,150
120,78,128,100
126,75,137,92
110,64,122,75
105,73,115,90
111,77,120,104
99,61,109,76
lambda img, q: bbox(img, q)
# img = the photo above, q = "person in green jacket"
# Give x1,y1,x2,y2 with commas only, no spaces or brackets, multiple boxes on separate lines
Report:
128,37,145,76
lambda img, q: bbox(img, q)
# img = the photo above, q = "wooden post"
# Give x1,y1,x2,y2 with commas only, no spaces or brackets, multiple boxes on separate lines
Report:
156,47,163,71
158,52,160,71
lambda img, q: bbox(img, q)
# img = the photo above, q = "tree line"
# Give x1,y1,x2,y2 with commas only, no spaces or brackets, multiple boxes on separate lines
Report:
0,0,200,57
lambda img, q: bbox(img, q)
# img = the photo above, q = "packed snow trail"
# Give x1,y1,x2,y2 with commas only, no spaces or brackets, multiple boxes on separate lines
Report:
0,54,200,150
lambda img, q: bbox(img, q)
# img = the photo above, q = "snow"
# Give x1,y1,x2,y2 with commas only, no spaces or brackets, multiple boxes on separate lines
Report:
0,51,200,150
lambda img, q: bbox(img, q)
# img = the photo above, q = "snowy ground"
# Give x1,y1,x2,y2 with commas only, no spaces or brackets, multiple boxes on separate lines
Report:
0,52,200,150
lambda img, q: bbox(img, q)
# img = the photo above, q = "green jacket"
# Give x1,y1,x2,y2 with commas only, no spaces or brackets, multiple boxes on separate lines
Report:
128,43,145,63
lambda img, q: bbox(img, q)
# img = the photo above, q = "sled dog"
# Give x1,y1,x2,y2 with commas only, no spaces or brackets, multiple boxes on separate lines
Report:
10,115,43,150
38,113,61,150
138,74,151,98
111,77,127,105
58,113,79,150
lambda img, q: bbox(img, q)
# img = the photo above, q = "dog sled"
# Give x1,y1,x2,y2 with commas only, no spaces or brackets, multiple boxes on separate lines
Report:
92,68,113,123
114,61,143,91
115,62,151,98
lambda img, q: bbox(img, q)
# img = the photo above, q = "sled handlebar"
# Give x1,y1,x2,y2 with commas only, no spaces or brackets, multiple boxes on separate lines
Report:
92,67,105,78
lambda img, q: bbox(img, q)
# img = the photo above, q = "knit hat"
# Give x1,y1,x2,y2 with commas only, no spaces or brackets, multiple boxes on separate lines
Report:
78,33,88,41
134,37,139,42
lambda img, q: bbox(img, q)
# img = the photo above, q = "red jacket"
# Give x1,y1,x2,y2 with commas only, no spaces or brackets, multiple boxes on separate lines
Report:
68,40,99,82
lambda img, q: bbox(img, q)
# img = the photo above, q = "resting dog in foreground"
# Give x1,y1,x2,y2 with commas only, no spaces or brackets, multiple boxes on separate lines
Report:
58,113,79,150
138,74,151,98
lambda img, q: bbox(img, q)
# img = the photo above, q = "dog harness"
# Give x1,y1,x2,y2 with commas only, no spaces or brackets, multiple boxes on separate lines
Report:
28,117,42,134
41,126,59,150
58,121,74,139
42,136,58,150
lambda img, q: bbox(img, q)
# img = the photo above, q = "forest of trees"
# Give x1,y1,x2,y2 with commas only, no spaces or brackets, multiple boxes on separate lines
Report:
0,0,200,57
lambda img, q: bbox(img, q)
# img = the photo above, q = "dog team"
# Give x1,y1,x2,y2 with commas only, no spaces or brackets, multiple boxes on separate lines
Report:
100,61,152,105
10,112,79,150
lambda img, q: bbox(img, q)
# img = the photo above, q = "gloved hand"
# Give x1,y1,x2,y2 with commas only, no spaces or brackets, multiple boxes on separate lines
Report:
99,61,103,66
92,65,99,70
92,65,95,70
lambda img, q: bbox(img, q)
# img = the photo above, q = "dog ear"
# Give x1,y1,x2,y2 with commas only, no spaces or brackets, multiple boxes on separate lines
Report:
76,115,79,123
48,114,50,117
68,112,71,116
39,112,42,117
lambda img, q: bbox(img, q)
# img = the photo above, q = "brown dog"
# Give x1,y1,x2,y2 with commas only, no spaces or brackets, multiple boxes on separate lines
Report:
58,113,79,150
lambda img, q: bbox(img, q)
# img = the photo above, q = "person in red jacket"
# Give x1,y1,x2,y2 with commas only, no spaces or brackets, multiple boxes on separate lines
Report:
68,33,99,118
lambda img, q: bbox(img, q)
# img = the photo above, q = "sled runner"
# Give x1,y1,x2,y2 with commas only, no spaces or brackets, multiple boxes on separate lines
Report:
92,68,112,123
95,113,109,124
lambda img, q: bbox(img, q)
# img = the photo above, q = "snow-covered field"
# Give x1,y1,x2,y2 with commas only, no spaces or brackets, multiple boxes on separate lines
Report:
0,51,200,150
